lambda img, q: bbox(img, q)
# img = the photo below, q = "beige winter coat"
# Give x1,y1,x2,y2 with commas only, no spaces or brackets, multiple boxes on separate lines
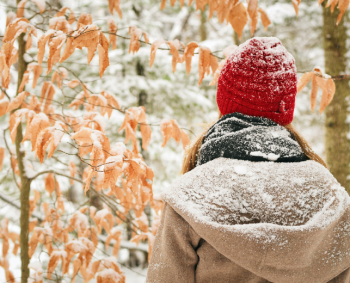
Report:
146,158,350,283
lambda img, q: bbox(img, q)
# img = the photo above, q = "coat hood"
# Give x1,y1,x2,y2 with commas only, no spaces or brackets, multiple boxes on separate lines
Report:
197,112,308,166
162,158,350,283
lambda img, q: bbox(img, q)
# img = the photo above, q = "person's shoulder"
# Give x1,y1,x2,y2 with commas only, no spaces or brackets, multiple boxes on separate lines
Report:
162,158,347,226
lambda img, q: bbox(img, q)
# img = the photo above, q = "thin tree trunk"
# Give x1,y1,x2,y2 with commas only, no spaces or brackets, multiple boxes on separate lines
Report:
16,3,30,281
322,4,350,194
200,9,208,42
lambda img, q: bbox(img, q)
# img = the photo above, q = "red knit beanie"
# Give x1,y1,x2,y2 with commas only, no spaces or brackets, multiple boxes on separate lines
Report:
217,37,297,126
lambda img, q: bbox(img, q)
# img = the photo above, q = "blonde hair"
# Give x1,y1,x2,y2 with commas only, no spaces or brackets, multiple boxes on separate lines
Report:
180,113,327,175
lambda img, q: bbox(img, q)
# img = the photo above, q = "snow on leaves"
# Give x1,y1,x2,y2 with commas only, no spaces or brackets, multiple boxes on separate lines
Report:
297,67,336,113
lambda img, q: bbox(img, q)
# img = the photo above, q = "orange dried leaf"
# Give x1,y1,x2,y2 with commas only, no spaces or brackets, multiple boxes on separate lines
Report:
184,42,199,75
297,72,314,93
28,113,50,151
6,91,30,113
317,76,336,113
45,173,55,195
227,3,248,40
258,7,271,30
140,124,152,150
37,30,56,65
28,63,43,88
160,119,173,147
292,0,301,16
247,0,258,35
107,18,118,50
9,108,30,143
17,0,27,18
3,18,29,42
18,71,29,93
198,46,211,85
150,39,166,67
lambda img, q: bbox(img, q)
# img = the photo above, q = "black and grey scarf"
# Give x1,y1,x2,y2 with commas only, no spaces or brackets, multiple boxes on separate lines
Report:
197,112,308,166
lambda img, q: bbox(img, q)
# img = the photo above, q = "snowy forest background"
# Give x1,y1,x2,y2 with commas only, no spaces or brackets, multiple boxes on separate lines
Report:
0,0,347,282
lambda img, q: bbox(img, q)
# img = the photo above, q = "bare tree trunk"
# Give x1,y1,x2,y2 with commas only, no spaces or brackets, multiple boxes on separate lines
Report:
200,9,208,42
233,31,240,46
16,20,30,283
322,4,350,194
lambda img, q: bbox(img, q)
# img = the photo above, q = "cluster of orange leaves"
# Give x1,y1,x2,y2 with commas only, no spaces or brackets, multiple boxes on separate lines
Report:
160,0,349,32
297,67,336,113
21,172,162,282
160,0,271,38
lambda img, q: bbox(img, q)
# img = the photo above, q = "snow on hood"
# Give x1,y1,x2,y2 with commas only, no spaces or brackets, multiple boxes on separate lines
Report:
162,158,350,283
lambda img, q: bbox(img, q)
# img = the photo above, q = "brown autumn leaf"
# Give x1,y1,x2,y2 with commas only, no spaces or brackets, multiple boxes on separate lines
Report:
0,96,9,117
17,0,27,18
227,2,248,39
18,71,30,93
47,32,67,74
198,46,211,85
170,119,181,144
102,91,120,118
37,30,56,65
3,18,30,42
35,122,64,163
9,109,30,142
103,155,123,189
297,68,336,113
336,0,350,24
27,63,43,88
184,41,199,75
107,18,118,50
47,250,67,279
140,123,152,150
98,32,110,77
247,0,258,35
25,26,37,51
108,0,123,18
292,0,301,16
160,0,167,10
258,7,271,30
160,119,173,147
42,82,56,114
129,27,143,54
67,79,81,88
27,112,50,151
297,71,314,93
105,226,122,256
45,173,55,195
77,12,93,28
317,75,336,113
150,39,166,67
94,208,115,234
6,91,30,113
96,268,125,283
167,40,185,72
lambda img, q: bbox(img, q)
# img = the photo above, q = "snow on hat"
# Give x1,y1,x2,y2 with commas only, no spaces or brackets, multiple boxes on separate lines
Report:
217,37,297,126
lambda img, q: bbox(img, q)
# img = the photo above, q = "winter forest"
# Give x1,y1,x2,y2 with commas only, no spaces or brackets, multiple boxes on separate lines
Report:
0,0,348,282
